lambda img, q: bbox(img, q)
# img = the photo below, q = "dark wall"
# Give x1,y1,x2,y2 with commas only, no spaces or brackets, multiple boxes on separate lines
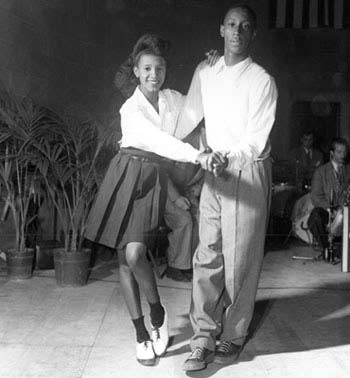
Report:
0,0,120,123
0,0,349,157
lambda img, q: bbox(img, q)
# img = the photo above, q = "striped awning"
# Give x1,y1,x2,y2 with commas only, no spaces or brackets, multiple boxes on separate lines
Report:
270,0,349,29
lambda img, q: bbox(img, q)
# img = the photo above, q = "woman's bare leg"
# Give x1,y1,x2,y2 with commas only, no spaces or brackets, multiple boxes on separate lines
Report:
117,248,142,319
121,242,167,357
124,242,160,305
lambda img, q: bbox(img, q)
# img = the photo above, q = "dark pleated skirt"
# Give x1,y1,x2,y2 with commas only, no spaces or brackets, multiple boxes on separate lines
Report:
84,148,168,250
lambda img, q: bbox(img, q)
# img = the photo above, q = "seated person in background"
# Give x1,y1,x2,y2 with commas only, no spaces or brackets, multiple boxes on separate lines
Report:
307,138,350,258
288,129,324,190
182,167,203,254
163,173,196,282
160,126,207,282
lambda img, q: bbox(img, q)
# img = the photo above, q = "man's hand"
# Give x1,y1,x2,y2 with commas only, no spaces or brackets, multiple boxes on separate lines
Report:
329,205,341,216
174,196,191,210
196,151,228,176
212,159,228,177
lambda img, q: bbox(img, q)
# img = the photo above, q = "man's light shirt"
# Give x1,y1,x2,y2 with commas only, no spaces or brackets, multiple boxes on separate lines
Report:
176,56,278,170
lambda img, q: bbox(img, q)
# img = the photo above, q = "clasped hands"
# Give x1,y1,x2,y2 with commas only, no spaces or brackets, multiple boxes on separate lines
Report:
328,205,342,217
196,149,228,177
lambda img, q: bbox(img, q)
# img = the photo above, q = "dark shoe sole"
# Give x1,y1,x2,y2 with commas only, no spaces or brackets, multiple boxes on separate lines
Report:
137,357,156,366
213,353,240,365
165,272,191,282
182,273,193,281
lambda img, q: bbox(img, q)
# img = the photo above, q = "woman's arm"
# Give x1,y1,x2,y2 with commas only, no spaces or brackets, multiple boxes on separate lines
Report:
120,105,201,163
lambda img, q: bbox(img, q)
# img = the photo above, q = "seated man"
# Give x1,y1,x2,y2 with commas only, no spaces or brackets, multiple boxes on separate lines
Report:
288,129,324,190
163,175,197,282
307,138,350,258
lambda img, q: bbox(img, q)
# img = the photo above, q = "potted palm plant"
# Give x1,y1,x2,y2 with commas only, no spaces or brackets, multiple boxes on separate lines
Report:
0,93,46,280
37,114,103,286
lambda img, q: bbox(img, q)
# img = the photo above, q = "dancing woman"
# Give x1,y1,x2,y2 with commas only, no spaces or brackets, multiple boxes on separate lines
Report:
85,34,225,366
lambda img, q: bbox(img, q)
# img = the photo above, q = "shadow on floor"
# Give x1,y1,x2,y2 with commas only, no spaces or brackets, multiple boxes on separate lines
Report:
164,281,350,377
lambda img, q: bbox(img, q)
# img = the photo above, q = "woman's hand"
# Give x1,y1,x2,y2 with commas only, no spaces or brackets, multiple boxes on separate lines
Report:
205,49,221,66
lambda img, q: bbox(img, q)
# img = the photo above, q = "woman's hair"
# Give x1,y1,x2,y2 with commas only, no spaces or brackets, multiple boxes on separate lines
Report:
131,34,171,67
114,34,172,98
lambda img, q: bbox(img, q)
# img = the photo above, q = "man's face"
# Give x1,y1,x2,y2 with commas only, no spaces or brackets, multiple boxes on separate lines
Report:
220,7,256,57
331,143,347,165
301,134,313,149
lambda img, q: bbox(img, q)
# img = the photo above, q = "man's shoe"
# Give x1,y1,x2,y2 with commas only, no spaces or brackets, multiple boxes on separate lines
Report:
136,340,156,366
214,341,242,364
151,308,169,356
182,347,214,371
165,267,191,282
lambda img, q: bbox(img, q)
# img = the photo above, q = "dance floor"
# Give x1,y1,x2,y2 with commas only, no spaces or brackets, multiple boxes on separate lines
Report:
1,240,350,378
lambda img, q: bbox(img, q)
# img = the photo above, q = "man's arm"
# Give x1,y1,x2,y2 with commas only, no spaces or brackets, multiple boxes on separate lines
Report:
310,168,330,209
174,64,204,140
314,149,324,167
227,75,278,170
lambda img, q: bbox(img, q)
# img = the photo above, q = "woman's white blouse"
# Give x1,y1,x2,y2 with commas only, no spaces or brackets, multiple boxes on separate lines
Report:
120,87,200,163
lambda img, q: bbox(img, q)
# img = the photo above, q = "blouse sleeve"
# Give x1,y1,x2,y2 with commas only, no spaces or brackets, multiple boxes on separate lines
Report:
120,104,201,164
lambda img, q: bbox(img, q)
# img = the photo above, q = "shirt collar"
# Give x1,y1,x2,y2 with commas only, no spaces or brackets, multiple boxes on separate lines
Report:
135,86,166,117
135,86,150,107
135,86,146,105
158,90,167,116
331,159,343,172
214,56,252,75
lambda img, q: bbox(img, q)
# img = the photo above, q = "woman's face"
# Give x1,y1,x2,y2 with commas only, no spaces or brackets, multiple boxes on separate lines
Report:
133,53,166,97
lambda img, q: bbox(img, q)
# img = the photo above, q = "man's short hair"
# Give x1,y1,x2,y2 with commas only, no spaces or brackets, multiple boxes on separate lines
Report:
222,3,257,29
301,129,315,138
329,137,349,153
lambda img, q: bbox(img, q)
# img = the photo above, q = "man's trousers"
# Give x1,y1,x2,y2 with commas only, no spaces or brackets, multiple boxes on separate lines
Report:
190,159,272,351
